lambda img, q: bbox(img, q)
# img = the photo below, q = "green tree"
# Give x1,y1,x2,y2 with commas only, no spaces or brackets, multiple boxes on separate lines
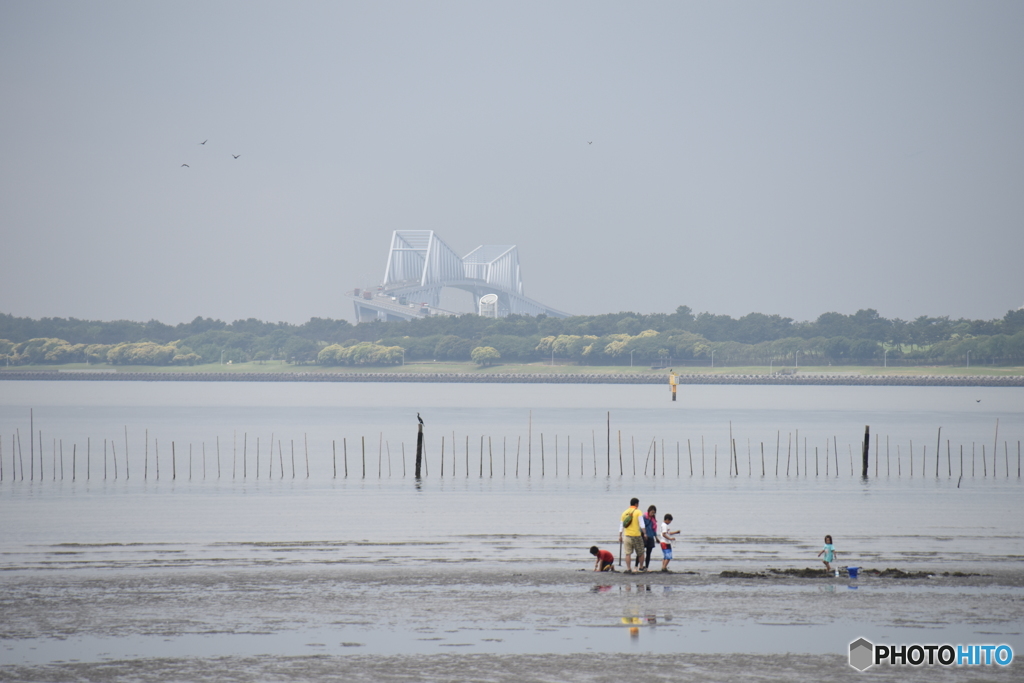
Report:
471,346,501,366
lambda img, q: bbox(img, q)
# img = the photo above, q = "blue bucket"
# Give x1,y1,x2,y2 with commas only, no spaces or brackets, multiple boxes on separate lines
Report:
847,566,860,579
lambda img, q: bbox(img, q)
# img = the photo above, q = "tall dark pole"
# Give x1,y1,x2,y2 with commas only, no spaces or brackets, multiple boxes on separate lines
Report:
862,425,870,478
415,414,424,478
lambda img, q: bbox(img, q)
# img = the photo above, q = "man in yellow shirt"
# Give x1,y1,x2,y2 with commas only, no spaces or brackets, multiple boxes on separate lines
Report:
619,497,647,573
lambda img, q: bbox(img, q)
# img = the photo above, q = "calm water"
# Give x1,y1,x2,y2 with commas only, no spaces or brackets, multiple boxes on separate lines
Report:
2,381,1023,669
1,381,1021,571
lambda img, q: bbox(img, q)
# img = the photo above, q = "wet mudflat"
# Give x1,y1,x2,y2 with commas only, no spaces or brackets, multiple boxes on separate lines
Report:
2,566,1021,681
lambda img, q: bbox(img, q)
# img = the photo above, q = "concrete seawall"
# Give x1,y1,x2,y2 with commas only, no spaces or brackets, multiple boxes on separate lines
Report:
1,371,1021,387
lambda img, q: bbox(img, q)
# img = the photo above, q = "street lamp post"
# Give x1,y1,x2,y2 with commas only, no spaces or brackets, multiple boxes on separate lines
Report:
795,350,800,368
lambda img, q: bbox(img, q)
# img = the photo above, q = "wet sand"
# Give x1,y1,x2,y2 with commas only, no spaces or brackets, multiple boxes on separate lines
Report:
2,565,1021,682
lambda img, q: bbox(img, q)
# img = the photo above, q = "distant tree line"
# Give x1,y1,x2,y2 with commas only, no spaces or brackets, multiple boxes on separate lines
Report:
1,306,1023,367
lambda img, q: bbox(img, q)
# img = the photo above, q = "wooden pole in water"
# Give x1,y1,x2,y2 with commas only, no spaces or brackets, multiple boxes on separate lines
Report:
343,438,348,478
402,442,406,477
947,439,951,478
172,441,176,480
59,439,64,481
29,409,34,481
794,429,798,477
155,439,160,479
465,435,469,478
202,442,207,480
592,430,597,476
886,435,890,476
72,443,76,481
416,422,426,478
935,427,941,477
304,434,310,479
618,431,623,476
714,444,718,476
505,436,508,477
897,444,901,476
730,422,735,476
515,436,520,477
760,441,764,476
361,436,366,479
982,445,986,477
217,435,221,479
489,437,493,478
786,432,791,476
862,426,870,477
387,440,392,478
243,433,247,479
256,437,260,479
993,418,999,476
540,433,545,476
833,436,839,476
689,439,694,476
113,442,118,480
332,440,337,479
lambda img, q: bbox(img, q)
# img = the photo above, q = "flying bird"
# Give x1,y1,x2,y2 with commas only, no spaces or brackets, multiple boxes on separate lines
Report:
587,141,593,144
417,412,424,425
181,163,189,167
200,140,207,145
232,154,240,159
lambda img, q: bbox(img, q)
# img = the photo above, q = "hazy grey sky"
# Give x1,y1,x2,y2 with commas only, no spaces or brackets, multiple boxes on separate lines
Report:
2,1,1022,326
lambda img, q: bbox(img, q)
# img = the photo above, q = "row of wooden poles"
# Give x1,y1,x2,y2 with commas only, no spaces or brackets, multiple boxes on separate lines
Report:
1,412,1020,482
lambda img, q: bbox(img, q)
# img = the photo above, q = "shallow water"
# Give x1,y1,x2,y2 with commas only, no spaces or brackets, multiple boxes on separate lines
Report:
1,381,1022,673
1,381,1022,569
